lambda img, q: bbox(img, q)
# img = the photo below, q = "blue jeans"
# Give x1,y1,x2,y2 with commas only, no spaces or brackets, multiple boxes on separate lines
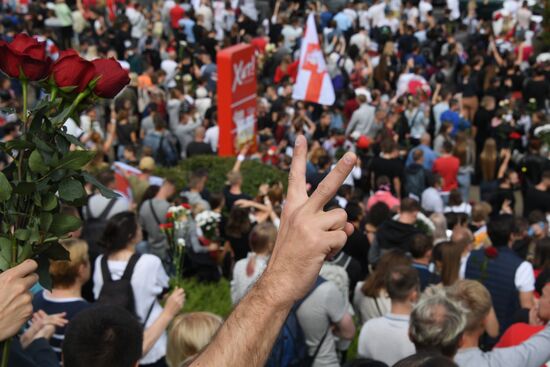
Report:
457,171,471,203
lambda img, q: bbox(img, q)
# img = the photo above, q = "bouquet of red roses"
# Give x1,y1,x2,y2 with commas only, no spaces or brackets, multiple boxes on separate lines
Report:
0,34,129,366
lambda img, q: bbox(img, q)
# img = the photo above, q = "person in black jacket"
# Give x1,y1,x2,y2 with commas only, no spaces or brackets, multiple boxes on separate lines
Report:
369,198,423,264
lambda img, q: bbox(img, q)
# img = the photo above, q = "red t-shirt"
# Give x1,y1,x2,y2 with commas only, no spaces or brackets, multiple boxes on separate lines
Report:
433,155,459,192
170,5,185,29
495,323,545,348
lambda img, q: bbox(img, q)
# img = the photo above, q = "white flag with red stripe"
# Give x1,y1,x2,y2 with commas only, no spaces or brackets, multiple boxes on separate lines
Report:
292,13,335,106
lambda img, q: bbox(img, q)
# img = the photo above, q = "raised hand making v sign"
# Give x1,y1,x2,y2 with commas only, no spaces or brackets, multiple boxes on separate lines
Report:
191,135,357,366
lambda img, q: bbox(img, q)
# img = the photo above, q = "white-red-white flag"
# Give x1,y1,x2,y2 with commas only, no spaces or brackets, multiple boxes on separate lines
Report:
292,13,335,106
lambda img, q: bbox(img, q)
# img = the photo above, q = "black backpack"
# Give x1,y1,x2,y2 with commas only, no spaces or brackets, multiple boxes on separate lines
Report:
96,253,140,315
405,166,427,199
81,198,117,256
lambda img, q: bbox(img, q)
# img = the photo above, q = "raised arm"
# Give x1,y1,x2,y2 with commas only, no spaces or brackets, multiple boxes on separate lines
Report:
190,135,356,367
142,288,185,356
231,145,250,173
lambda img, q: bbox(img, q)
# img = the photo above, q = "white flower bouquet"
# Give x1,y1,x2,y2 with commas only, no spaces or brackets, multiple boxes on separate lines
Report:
195,210,222,240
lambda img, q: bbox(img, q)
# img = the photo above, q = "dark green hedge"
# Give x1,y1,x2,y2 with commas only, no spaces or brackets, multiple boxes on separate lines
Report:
156,155,288,196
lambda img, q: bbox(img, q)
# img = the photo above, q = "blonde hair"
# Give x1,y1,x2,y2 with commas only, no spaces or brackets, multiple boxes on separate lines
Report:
166,312,223,367
479,138,497,182
227,171,242,186
50,239,89,289
448,280,492,332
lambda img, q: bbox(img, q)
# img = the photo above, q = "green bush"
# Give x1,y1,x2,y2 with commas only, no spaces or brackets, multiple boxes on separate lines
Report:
156,155,288,196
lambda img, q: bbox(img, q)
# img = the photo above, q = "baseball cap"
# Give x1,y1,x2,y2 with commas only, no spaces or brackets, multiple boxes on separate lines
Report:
139,157,155,171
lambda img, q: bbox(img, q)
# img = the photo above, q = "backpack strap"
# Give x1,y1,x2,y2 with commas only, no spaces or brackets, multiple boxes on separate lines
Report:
121,253,141,281
98,198,118,220
86,197,117,220
101,255,113,283
295,276,326,310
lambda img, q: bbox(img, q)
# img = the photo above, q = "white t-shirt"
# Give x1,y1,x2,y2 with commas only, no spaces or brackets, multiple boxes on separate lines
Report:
205,125,219,152
161,59,178,88
419,0,433,22
93,254,169,364
358,314,416,365
230,253,269,305
460,254,535,292
367,2,386,28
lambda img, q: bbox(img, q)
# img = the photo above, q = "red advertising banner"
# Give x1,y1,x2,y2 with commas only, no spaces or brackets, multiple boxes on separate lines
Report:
216,44,257,157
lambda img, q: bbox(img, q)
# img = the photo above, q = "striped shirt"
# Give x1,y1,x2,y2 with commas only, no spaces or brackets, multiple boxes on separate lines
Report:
32,290,90,364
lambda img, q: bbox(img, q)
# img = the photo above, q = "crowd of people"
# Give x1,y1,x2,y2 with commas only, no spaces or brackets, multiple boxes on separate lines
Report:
1,0,550,366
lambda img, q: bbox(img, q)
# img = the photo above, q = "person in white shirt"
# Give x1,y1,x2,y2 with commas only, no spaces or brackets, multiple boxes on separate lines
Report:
281,17,303,50
231,223,277,304
421,174,444,214
419,0,433,23
205,123,219,153
358,265,418,365
367,0,386,28
161,51,179,89
447,0,460,21
93,212,182,365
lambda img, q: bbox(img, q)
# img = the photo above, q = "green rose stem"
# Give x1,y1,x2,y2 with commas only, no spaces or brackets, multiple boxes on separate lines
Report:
2,78,31,367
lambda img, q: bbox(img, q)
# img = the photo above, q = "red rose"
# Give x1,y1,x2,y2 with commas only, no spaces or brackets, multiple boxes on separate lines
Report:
165,223,174,229
181,203,191,209
91,58,130,98
0,34,51,80
165,212,173,219
51,49,96,93
485,247,499,258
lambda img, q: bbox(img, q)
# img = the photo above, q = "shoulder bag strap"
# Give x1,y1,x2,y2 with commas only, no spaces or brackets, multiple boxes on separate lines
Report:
121,253,141,280
98,198,118,221
409,108,422,128
309,326,330,366
100,256,113,283
373,297,383,316
142,300,156,326
148,199,162,226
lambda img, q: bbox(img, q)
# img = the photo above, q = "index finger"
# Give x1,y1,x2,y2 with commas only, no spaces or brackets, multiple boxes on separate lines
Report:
3,259,38,279
287,135,308,202
306,152,357,212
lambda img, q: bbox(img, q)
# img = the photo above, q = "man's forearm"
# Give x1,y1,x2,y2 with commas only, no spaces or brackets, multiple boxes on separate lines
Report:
190,272,292,367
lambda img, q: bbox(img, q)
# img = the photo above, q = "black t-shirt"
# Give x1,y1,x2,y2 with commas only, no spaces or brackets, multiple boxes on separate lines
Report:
226,229,252,262
223,186,251,210
116,123,135,146
369,157,404,195
523,79,549,110
489,186,516,217
342,229,370,278
307,169,330,193
473,107,494,153
186,142,213,157
524,187,550,217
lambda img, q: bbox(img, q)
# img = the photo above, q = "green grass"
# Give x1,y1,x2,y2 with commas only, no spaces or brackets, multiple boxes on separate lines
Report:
180,277,233,318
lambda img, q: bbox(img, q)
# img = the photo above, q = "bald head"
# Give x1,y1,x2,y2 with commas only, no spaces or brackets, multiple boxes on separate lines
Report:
195,126,206,140
420,133,431,146
451,227,474,253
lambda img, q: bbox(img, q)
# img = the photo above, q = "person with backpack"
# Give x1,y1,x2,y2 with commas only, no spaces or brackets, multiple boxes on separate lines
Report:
81,170,132,302
93,212,183,366
404,149,430,200
143,118,180,167
296,278,356,367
